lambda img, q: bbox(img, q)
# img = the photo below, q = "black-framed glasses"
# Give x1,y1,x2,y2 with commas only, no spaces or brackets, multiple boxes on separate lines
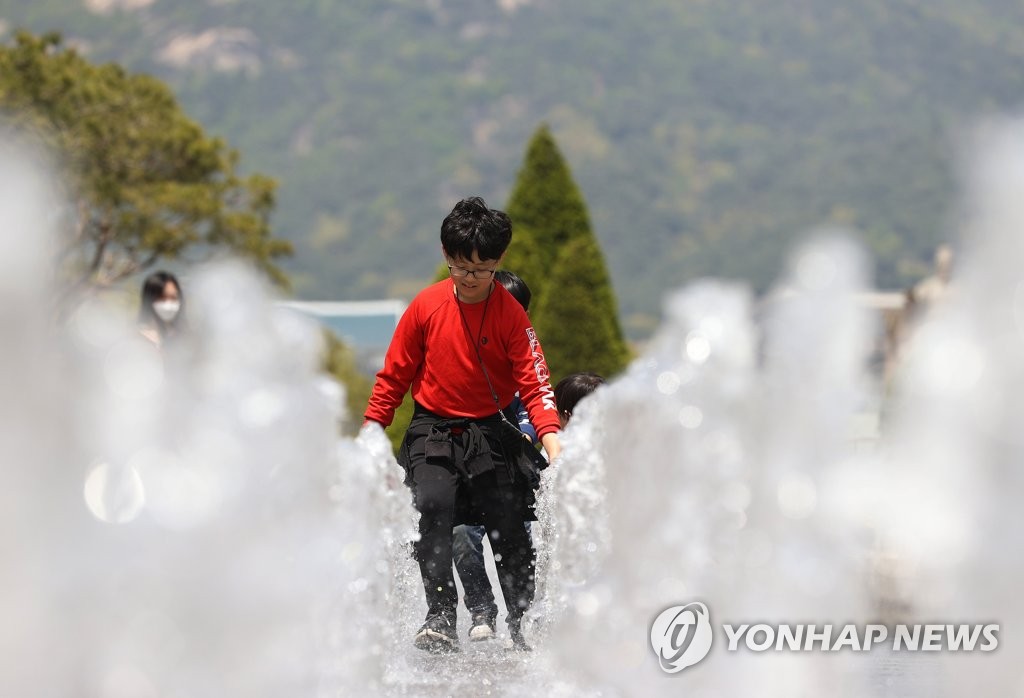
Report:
447,264,497,280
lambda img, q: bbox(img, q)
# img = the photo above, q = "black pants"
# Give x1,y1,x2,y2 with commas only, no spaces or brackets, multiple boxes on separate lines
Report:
408,453,535,625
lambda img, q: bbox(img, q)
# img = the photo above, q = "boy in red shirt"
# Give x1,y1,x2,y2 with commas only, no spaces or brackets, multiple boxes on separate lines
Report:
364,197,561,653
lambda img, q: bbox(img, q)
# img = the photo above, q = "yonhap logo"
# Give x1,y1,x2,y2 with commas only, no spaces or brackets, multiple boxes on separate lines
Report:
650,602,714,673
649,600,999,675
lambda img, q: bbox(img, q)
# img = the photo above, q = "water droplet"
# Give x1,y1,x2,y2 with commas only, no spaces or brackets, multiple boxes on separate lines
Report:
685,332,712,364
83,462,145,524
678,405,703,429
656,371,680,395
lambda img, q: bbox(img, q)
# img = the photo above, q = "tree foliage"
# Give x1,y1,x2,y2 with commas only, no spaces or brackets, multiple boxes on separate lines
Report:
533,234,630,385
6,2,1024,337
319,328,374,436
504,124,630,381
385,394,415,455
7,1,1024,337
503,124,593,304
0,31,292,306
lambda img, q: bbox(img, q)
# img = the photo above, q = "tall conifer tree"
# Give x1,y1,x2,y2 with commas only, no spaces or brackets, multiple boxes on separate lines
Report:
506,124,630,382
532,231,630,384
503,124,591,303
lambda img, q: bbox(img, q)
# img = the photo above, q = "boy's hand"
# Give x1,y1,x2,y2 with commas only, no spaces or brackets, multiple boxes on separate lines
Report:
540,432,561,463
357,420,403,489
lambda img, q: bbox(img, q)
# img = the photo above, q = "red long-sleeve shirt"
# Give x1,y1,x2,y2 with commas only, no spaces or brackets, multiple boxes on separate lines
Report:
364,279,560,439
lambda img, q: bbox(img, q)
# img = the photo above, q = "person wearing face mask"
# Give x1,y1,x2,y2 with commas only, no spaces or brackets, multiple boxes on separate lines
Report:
138,270,185,347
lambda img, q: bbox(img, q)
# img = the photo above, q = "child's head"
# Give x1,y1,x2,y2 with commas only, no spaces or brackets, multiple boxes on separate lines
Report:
554,372,606,427
494,270,531,312
440,196,512,263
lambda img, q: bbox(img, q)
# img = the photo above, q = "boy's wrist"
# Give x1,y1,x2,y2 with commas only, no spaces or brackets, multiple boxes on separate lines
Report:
540,431,562,462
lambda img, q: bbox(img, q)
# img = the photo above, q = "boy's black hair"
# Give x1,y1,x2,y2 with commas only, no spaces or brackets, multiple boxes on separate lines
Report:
440,196,512,262
138,269,184,329
494,270,531,311
554,372,606,420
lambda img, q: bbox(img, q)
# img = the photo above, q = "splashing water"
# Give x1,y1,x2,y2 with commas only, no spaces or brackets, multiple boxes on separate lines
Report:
1,134,419,696
5,119,1024,696
885,120,1024,696
538,121,1024,697
537,232,876,697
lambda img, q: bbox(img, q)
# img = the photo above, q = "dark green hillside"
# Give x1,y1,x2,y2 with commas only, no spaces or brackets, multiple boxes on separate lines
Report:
3,0,1024,336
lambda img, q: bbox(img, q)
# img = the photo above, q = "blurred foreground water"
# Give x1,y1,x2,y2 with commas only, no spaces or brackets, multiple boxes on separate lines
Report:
3,121,1024,696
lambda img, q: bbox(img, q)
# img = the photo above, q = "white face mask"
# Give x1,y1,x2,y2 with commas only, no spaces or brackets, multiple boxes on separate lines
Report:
153,299,181,323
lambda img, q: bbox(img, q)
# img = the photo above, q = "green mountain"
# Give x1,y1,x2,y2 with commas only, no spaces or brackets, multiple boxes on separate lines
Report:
3,0,1024,337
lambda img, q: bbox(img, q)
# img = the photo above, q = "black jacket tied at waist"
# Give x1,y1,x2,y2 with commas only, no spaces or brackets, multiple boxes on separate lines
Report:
398,403,545,524
424,418,498,481
400,403,521,486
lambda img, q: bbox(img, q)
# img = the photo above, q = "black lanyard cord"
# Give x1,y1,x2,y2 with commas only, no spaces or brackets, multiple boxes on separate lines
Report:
455,283,515,427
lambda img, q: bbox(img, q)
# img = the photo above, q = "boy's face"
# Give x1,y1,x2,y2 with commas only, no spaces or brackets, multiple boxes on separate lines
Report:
445,249,503,304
